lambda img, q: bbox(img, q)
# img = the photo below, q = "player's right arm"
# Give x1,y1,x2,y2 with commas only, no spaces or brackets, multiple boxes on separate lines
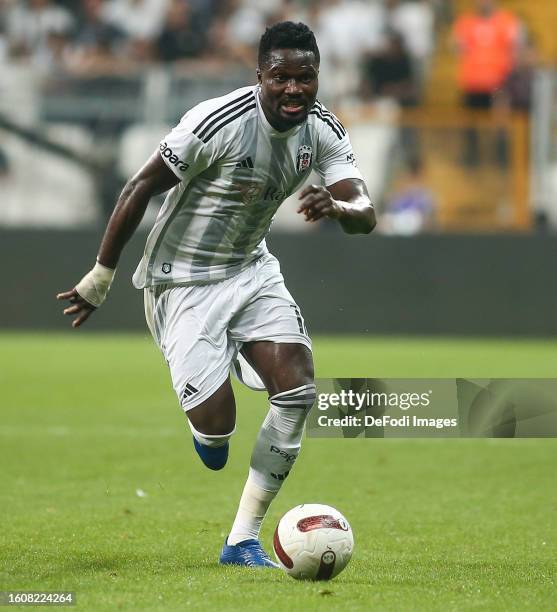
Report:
56,152,179,328
57,89,235,327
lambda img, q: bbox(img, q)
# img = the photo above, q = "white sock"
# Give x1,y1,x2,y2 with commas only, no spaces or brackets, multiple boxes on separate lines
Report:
227,384,316,545
227,478,276,545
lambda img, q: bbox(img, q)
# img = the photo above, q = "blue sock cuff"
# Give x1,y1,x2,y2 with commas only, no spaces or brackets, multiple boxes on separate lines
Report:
193,437,229,471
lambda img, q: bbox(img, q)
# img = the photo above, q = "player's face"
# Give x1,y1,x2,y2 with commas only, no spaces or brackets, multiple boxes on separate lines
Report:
257,49,319,132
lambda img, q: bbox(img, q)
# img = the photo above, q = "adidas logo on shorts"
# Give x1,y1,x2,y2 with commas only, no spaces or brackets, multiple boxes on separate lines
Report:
182,383,199,401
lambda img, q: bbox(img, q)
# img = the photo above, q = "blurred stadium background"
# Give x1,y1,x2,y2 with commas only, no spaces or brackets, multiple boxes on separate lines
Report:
1,0,556,335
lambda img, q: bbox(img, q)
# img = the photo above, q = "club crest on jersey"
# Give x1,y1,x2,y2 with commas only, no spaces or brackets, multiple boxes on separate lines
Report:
296,145,313,173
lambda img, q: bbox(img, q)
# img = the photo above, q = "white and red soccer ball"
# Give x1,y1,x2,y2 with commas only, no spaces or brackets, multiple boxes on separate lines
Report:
273,504,354,580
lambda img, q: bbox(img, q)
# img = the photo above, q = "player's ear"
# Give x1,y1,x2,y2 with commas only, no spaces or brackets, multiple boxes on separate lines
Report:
256,68,262,84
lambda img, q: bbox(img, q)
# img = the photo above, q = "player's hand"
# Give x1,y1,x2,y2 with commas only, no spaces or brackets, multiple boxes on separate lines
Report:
56,288,96,328
57,262,115,328
297,185,343,223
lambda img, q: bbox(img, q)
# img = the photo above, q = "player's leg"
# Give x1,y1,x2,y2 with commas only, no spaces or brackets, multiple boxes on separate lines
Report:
144,283,238,470
224,342,315,545
187,378,236,471
187,377,236,435
242,341,314,396
222,254,316,567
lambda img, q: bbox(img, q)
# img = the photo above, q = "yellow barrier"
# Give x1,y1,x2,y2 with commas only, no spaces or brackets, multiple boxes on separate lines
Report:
340,106,531,232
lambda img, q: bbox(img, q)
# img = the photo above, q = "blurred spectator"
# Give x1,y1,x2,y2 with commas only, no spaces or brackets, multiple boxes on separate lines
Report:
430,0,453,26
6,0,74,59
73,0,124,56
317,0,386,59
0,40,6,64
66,32,131,76
0,146,9,176
156,0,206,62
381,157,436,235
270,0,311,24
55,0,139,75
36,28,72,74
496,38,539,114
316,0,387,104
386,0,434,100
452,0,521,167
0,2,8,62
188,0,224,32
102,0,169,41
452,0,520,111
386,0,435,66
222,0,277,66
361,31,417,107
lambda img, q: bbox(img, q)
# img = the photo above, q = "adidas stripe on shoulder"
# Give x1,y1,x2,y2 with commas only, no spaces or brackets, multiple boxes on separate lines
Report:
309,100,346,140
192,90,257,143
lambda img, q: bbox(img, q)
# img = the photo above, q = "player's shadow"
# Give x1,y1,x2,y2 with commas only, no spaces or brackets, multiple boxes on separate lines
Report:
37,551,217,580
47,553,290,586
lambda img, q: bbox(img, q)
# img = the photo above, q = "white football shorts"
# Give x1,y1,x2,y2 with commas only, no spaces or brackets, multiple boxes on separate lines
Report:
143,253,312,411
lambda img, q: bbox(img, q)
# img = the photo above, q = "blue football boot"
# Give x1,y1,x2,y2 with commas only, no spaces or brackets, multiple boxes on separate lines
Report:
219,538,279,568
192,437,229,471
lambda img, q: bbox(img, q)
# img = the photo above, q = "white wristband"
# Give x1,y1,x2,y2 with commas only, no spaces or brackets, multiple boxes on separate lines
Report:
75,261,116,308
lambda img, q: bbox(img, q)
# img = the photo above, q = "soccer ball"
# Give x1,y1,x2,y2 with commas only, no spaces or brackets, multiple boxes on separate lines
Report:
273,504,354,580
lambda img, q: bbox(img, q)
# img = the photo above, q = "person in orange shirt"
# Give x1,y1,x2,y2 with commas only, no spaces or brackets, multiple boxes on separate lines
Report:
452,0,521,166
453,0,521,109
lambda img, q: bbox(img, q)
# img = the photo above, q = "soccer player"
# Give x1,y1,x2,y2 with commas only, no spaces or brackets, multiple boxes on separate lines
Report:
57,22,375,568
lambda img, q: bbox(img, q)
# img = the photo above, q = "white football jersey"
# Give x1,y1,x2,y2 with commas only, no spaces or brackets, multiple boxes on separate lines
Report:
132,85,363,288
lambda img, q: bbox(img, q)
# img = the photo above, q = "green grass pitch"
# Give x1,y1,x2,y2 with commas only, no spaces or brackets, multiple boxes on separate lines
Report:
1,333,556,610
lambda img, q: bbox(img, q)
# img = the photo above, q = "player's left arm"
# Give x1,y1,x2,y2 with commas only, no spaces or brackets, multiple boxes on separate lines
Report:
298,179,376,234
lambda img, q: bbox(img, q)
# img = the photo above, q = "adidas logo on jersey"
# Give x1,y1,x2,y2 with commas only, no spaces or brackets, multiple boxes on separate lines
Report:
235,156,254,169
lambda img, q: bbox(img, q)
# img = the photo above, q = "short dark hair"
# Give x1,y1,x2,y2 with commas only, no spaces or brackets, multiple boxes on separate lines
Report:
258,21,320,69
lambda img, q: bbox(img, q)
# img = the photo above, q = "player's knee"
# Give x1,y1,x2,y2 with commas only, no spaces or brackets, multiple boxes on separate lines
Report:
187,410,236,438
286,345,314,382
266,383,316,446
269,383,317,415
186,379,236,436
188,419,235,448
271,346,315,395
